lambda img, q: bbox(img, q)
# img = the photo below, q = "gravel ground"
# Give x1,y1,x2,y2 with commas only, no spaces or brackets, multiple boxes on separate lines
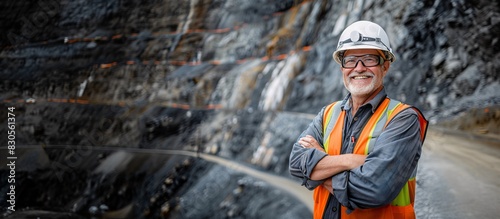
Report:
415,127,500,219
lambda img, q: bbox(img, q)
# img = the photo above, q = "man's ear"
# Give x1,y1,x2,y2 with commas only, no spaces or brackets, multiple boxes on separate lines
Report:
382,61,390,76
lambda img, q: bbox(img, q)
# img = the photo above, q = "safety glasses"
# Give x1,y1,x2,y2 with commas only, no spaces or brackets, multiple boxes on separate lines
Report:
341,54,384,68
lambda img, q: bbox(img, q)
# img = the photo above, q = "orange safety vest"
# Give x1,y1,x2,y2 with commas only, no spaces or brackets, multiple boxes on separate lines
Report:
313,98,428,219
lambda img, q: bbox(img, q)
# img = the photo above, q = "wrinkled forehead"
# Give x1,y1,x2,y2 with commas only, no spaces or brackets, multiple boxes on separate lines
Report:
344,49,383,56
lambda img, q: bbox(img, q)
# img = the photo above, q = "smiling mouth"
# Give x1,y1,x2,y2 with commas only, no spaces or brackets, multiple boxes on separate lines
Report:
351,75,372,80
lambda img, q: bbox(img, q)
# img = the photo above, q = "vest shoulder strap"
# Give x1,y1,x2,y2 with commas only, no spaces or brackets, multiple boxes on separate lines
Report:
384,103,429,142
322,101,342,153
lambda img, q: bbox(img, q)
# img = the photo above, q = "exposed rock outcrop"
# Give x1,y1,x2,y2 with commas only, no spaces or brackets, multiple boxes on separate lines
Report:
1,0,499,218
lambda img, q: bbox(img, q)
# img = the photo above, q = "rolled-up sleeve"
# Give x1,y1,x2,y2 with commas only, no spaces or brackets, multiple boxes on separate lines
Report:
332,108,424,210
289,107,329,190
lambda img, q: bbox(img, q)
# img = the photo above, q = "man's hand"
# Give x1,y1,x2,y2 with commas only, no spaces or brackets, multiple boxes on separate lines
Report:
323,178,334,194
300,135,367,180
299,135,325,152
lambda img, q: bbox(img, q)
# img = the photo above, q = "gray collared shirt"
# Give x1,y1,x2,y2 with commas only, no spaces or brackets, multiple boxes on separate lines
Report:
289,89,424,218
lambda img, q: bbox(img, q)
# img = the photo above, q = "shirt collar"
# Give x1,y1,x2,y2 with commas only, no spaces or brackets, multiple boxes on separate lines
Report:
340,87,387,113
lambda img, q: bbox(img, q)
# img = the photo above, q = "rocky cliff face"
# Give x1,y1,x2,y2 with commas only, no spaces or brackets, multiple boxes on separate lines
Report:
2,0,498,116
1,0,499,218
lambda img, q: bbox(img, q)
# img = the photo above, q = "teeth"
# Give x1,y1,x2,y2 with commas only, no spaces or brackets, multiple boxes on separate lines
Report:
353,76,369,79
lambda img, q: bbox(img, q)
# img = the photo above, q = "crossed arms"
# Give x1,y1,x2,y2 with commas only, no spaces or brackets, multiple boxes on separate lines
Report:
289,106,423,209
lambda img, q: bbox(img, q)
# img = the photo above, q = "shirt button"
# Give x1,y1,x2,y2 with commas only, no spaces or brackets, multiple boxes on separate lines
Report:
353,117,358,121
332,207,337,212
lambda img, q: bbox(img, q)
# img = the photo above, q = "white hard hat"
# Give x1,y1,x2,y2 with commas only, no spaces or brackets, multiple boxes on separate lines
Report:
332,20,395,64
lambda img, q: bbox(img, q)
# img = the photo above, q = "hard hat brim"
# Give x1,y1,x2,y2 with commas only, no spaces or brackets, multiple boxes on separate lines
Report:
333,44,396,64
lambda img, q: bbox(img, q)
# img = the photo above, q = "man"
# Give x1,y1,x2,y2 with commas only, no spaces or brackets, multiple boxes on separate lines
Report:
289,20,428,219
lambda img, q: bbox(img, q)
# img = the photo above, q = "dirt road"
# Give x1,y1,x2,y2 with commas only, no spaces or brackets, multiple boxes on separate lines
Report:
199,153,314,211
415,127,500,218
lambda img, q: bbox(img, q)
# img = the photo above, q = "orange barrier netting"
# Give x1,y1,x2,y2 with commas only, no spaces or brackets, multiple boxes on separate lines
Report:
2,1,315,72
98,45,313,69
2,1,315,111
3,0,311,50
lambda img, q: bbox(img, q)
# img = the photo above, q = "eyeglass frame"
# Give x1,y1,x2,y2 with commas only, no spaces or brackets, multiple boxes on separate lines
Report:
340,54,386,69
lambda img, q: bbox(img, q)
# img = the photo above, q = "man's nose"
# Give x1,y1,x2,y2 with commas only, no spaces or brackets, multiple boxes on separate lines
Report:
353,60,367,70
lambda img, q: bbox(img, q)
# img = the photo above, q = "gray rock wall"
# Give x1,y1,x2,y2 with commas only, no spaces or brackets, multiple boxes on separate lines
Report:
1,0,499,218
2,0,498,119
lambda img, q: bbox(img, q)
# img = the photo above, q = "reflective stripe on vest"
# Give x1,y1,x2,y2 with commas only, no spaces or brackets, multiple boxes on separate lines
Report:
314,97,428,219
322,101,342,153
